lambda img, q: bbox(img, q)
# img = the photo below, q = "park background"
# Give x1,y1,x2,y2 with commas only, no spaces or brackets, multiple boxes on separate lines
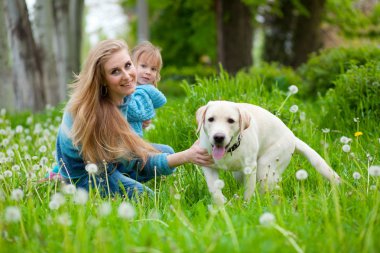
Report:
0,0,380,252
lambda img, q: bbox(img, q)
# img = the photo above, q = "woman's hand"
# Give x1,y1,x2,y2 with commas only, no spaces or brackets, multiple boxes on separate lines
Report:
166,140,213,168
185,140,213,167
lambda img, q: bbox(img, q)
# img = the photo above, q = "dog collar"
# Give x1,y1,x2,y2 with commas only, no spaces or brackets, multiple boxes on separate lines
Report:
227,134,242,155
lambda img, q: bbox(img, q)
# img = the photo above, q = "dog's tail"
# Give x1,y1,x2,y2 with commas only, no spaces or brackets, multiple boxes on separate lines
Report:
295,137,340,184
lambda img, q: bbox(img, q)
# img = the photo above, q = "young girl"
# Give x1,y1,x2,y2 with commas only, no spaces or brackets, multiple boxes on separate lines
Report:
127,41,166,137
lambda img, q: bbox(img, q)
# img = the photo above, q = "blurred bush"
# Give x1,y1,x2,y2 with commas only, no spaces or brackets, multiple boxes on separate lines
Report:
243,62,302,93
159,65,216,97
297,45,380,98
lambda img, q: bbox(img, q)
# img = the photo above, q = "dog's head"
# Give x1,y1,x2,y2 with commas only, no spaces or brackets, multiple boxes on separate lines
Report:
196,101,251,160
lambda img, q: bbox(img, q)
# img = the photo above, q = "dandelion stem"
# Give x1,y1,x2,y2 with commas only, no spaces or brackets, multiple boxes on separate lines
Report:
273,224,303,253
220,207,240,252
276,94,291,116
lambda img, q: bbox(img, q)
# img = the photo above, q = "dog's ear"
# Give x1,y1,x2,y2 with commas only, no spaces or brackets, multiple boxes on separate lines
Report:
239,107,251,132
196,105,208,133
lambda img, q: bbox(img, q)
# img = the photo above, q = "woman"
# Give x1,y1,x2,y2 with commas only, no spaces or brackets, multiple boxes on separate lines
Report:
56,39,212,198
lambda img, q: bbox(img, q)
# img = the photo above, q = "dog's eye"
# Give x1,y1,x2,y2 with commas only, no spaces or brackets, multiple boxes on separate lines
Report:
208,117,214,122
227,118,235,124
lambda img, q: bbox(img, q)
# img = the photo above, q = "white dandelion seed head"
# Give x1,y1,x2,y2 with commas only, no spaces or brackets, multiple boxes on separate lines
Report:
62,184,76,195
32,156,39,161
289,105,299,113
6,149,14,157
48,200,61,210
370,185,377,191
174,193,181,200
288,85,298,95
12,165,20,171
342,144,351,153
243,167,253,175
5,206,21,223
299,112,306,121
51,193,66,206
98,202,112,217
340,136,352,144
214,179,225,190
85,163,98,175
352,172,361,180
366,154,373,162
56,213,72,226
259,212,276,226
15,125,23,133
11,189,24,201
32,164,40,171
2,139,9,147
118,202,136,220
39,157,49,166
4,170,12,178
73,188,88,205
368,165,380,177
296,169,308,181
26,116,33,125
322,128,330,133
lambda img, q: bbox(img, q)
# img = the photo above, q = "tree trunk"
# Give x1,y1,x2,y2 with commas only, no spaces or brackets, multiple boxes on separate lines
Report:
292,0,325,67
4,0,46,111
0,0,15,112
34,0,60,106
137,0,149,42
263,0,326,67
52,0,71,101
68,0,84,77
215,0,253,74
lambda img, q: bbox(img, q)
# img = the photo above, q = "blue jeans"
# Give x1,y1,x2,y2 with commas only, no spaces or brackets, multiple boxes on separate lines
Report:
67,144,175,199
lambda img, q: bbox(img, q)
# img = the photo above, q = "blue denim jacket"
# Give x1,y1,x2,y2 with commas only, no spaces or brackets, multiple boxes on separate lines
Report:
127,84,166,137
56,94,172,180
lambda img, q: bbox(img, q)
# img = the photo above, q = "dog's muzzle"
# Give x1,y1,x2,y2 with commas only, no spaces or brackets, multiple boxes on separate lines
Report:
213,133,225,145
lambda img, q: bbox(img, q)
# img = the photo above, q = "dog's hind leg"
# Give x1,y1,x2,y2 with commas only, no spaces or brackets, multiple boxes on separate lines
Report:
257,145,293,193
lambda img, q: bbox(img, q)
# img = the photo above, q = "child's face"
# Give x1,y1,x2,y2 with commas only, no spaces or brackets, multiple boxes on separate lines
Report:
135,55,159,85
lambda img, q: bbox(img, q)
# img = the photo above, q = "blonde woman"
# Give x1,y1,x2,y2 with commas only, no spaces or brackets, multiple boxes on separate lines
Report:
56,39,212,198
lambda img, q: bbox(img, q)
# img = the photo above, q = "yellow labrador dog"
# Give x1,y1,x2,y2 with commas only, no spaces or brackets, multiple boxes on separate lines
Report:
196,101,340,204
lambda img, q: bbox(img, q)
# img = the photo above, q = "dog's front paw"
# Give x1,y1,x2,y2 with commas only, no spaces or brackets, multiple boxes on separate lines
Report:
212,192,227,206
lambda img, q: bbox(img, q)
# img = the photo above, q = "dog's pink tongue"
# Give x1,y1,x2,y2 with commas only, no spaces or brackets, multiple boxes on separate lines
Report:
212,146,226,160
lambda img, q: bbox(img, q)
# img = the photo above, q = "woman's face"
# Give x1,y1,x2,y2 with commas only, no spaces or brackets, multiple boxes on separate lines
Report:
103,49,136,105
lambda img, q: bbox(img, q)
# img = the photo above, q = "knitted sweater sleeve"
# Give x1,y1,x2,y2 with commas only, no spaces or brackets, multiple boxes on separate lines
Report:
127,87,155,122
127,85,167,122
140,84,167,109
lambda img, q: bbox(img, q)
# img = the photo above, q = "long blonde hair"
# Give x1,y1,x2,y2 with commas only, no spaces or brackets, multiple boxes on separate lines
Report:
66,39,158,165
131,41,163,87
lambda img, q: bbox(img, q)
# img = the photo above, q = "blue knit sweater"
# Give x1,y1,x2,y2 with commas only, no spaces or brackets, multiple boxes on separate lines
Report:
55,92,171,179
127,84,166,137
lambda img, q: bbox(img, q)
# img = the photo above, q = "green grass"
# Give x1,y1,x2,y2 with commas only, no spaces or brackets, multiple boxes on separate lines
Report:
0,72,379,253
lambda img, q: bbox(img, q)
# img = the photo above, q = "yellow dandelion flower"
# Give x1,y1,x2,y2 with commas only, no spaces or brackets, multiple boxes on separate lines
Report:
354,131,363,137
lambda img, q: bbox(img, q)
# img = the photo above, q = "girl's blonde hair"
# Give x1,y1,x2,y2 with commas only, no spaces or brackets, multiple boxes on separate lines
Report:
66,39,158,166
131,41,163,87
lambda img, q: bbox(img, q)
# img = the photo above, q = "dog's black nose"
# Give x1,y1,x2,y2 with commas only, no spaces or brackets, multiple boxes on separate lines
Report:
213,133,225,144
